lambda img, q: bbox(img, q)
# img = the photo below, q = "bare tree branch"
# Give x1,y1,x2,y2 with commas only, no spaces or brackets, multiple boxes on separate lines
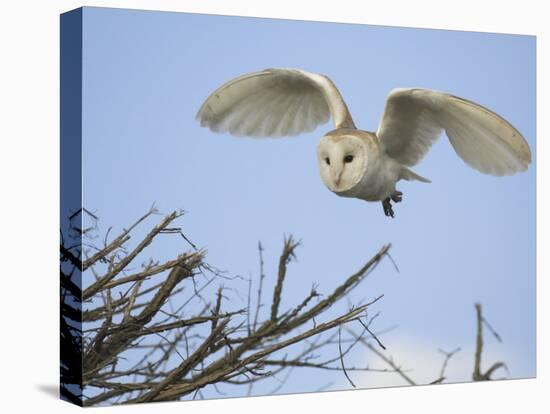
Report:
62,208,511,407
473,303,507,381
270,235,299,321
61,209,392,406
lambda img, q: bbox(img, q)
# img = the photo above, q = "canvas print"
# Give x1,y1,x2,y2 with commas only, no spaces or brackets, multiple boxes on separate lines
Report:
60,6,536,406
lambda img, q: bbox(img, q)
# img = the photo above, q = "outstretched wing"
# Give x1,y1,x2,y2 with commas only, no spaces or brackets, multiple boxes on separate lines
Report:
376,88,531,176
196,68,356,137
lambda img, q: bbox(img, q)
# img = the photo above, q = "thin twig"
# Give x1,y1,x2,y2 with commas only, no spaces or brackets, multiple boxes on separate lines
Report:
338,326,356,388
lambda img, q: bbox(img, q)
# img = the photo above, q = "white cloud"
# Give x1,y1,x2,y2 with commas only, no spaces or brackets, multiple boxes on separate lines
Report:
344,335,521,390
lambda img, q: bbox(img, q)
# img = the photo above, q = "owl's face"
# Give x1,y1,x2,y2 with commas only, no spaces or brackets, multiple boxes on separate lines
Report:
317,133,368,194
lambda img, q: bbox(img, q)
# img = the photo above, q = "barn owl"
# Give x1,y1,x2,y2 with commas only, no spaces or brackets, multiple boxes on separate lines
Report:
196,68,531,217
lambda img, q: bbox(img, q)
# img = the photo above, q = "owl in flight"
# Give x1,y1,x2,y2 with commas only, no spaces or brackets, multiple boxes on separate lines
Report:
196,68,531,217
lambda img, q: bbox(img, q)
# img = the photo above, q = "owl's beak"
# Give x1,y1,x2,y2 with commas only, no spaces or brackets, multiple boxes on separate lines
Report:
333,169,343,187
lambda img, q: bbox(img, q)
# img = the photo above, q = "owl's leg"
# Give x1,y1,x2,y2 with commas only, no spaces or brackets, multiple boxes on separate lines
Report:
382,191,402,218
391,190,403,203
382,198,395,218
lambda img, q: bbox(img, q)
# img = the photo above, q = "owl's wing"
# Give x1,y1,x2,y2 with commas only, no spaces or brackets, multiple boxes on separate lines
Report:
196,68,356,137
377,88,531,176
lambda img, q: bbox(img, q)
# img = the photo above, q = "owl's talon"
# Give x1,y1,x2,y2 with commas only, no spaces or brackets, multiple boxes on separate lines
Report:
382,198,395,218
391,191,403,203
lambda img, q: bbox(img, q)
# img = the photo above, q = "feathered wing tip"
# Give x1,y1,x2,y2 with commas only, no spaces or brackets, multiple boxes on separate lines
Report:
443,94,532,176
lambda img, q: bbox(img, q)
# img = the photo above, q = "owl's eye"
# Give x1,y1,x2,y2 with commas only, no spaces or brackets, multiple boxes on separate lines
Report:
344,155,354,163
325,157,330,165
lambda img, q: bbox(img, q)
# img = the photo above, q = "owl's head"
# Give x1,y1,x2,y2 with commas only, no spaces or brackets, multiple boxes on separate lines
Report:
317,130,369,194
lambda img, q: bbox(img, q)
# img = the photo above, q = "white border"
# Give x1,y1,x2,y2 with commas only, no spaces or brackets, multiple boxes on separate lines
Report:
0,1,546,413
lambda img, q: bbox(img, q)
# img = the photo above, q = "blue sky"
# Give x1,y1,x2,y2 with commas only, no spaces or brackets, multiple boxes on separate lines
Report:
80,7,535,398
